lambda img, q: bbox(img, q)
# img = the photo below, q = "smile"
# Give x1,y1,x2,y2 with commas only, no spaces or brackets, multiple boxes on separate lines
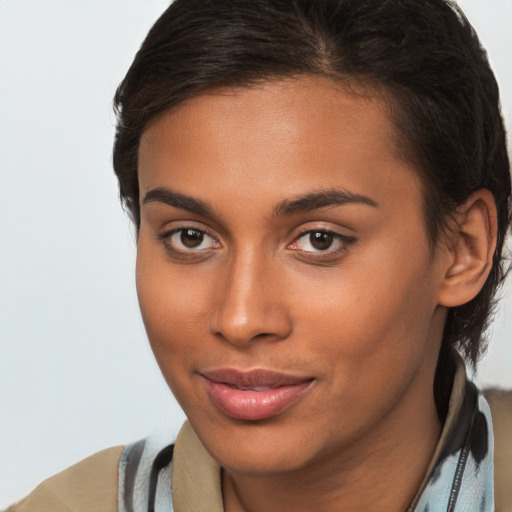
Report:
201,369,314,421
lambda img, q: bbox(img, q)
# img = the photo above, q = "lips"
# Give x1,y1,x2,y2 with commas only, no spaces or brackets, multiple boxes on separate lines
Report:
201,369,314,421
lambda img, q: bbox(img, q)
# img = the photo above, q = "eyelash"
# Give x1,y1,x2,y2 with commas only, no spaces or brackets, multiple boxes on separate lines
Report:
157,227,356,260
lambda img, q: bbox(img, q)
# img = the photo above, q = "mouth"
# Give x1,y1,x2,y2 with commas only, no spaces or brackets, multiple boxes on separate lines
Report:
201,368,314,421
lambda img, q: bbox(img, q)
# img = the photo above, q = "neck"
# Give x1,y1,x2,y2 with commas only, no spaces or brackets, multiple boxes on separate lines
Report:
222,371,442,512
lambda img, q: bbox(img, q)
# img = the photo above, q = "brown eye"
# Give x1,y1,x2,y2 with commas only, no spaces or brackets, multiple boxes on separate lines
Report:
159,227,219,256
180,229,204,248
288,229,355,255
309,231,334,250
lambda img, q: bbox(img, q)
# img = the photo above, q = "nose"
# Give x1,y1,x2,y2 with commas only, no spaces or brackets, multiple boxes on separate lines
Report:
208,252,293,347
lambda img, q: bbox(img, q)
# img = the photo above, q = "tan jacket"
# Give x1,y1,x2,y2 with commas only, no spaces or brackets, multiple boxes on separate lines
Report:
486,389,512,512
7,390,512,512
6,446,123,512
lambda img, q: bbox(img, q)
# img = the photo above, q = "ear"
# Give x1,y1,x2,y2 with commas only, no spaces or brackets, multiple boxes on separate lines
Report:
437,189,498,308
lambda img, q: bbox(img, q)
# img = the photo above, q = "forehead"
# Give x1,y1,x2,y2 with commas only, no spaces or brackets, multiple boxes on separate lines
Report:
138,76,421,210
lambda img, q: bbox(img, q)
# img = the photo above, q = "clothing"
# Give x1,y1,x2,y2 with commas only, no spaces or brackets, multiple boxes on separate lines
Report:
6,445,123,512
7,353,511,512
485,388,512,511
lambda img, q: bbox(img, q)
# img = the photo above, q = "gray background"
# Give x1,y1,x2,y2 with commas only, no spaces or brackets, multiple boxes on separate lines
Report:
1,0,511,507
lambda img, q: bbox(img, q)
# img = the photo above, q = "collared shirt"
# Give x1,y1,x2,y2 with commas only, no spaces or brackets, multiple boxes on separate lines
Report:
119,353,495,512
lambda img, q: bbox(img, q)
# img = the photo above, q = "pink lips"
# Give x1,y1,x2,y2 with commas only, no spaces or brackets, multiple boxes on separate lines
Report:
201,369,313,421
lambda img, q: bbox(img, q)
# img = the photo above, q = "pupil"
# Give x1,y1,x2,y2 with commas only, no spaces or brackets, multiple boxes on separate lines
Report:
181,229,204,248
310,231,333,250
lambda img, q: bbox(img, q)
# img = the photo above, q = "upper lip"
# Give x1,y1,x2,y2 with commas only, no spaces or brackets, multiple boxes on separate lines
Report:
201,368,313,388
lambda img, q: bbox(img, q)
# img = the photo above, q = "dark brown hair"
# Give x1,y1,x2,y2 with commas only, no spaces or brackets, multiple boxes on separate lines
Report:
113,0,511,374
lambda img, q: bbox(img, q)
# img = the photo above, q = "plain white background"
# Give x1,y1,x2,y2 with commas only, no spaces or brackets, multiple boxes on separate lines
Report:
1,0,511,507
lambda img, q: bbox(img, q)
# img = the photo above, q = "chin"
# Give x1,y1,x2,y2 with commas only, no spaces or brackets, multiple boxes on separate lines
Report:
192,412,330,477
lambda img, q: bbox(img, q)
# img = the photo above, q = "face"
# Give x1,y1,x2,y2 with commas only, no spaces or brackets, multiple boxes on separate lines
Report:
136,77,448,477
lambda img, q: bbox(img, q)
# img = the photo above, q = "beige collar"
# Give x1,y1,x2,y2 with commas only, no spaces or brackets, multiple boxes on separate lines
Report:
172,420,224,512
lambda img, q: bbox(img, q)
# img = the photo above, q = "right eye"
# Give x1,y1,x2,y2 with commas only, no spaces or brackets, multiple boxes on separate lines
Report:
158,227,220,258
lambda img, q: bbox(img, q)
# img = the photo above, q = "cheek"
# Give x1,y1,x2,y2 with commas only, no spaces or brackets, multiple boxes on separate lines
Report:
135,240,211,366
305,260,433,350
136,259,211,414
301,248,439,397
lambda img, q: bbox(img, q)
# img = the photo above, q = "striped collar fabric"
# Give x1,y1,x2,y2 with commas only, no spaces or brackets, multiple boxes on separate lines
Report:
118,354,494,512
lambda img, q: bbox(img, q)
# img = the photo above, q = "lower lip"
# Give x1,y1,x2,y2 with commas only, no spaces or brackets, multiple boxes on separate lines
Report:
203,379,313,421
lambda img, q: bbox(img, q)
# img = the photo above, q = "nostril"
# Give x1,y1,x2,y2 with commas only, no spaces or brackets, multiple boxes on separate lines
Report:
253,332,273,339
209,311,292,347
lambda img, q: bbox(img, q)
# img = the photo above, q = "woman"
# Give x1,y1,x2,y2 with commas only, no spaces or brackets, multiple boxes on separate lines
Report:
8,0,512,510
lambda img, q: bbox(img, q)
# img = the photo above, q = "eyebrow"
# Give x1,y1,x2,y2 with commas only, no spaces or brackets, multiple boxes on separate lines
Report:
143,187,214,217
143,186,378,218
273,189,379,216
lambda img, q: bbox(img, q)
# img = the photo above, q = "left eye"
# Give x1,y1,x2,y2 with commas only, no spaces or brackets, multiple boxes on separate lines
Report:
290,230,351,253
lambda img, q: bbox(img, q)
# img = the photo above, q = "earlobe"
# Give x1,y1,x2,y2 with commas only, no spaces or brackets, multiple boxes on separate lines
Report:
437,189,497,308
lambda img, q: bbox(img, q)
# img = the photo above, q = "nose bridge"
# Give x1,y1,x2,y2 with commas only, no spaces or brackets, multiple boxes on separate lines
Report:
209,246,291,346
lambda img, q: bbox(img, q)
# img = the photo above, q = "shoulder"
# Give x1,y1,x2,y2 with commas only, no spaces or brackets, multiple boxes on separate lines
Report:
6,445,124,512
484,387,512,452
483,388,512,512
485,387,512,414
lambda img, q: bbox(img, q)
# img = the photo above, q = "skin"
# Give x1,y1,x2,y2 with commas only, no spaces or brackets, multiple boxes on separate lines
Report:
136,76,494,511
